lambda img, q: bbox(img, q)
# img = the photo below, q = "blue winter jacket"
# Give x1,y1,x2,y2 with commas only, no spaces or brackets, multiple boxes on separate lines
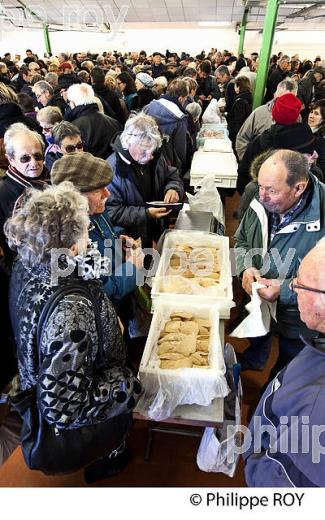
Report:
143,96,189,170
106,136,184,247
244,336,325,487
89,210,139,305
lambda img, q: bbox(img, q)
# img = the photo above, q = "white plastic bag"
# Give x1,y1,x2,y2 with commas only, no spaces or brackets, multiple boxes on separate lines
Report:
217,97,226,109
197,343,242,477
202,98,221,124
187,172,224,226
230,281,277,338
196,424,239,477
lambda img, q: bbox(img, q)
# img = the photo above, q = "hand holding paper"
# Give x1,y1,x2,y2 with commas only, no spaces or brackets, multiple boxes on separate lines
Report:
257,278,281,302
231,281,277,338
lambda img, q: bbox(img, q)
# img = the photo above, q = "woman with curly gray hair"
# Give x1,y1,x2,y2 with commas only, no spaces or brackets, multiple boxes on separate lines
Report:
5,182,141,481
107,112,184,248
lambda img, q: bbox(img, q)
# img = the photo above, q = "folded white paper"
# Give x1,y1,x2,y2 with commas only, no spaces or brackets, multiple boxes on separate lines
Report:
230,282,277,338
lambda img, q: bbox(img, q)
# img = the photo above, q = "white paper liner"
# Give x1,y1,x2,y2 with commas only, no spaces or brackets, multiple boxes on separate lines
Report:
137,299,229,421
152,230,233,301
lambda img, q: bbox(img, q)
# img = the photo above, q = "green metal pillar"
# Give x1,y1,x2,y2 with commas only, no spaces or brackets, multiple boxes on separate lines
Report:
252,0,280,109
238,8,249,56
43,25,52,56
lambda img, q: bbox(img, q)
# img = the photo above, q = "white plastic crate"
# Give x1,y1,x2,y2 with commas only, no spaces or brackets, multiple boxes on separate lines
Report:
190,150,238,189
136,298,229,420
151,230,234,318
190,150,238,176
203,138,233,153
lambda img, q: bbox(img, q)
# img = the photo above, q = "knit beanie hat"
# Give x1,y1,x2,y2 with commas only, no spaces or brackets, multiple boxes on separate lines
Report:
51,152,113,192
136,72,154,88
272,93,302,125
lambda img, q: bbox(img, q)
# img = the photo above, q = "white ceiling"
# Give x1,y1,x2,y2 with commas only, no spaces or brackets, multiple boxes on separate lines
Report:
1,1,325,30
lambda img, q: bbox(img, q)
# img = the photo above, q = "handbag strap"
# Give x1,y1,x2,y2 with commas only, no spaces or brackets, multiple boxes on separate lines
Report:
37,281,106,370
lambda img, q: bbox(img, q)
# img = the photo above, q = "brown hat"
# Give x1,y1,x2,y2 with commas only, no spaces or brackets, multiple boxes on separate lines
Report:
51,152,113,192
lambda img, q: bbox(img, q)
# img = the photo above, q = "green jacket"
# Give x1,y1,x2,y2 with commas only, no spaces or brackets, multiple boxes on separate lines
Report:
235,173,325,338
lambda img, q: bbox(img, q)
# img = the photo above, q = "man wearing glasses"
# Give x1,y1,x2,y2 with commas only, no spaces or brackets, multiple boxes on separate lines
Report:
235,148,325,378
33,80,55,108
0,123,48,263
244,241,325,487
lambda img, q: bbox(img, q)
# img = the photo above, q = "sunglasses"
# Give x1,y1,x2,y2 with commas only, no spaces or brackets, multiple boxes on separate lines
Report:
18,153,43,163
289,277,325,295
63,141,83,154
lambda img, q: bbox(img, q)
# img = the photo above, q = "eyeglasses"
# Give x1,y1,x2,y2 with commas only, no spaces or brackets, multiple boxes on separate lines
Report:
42,126,53,133
289,277,325,295
63,141,83,154
18,153,43,163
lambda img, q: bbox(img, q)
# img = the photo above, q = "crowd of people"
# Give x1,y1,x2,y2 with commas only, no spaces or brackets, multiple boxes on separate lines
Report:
0,46,324,486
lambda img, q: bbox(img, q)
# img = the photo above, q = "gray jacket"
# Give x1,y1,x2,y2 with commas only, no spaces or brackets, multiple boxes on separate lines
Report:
244,337,325,487
235,100,273,160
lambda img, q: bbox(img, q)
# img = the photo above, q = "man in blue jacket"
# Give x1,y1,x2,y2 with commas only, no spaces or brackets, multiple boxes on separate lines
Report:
244,240,325,487
51,152,144,306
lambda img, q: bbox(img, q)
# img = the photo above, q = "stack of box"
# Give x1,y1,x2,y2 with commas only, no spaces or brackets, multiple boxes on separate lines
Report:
191,123,238,189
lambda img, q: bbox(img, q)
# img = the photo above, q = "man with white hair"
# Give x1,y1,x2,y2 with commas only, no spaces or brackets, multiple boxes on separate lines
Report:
152,76,168,98
0,123,48,262
64,83,122,159
236,78,298,160
244,241,325,487
33,80,65,112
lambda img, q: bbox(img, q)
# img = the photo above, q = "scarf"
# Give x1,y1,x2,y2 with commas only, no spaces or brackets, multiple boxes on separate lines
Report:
6,164,50,190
